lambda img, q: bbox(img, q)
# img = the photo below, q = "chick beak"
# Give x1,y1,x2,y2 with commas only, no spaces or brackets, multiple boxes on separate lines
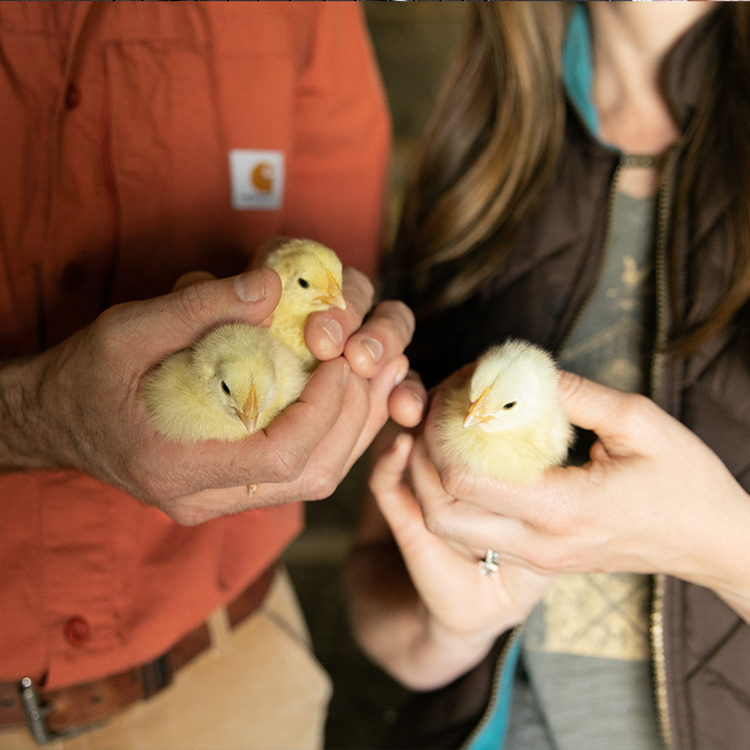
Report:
316,270,347,310
235,386,259,434
463,387,493,429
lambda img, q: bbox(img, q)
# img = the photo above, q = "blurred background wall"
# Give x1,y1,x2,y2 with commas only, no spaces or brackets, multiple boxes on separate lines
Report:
368,1,468,247
284,4,468,750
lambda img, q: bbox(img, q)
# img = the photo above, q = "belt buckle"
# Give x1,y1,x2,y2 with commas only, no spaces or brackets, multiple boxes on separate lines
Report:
17,654,173,744
19,678,73,745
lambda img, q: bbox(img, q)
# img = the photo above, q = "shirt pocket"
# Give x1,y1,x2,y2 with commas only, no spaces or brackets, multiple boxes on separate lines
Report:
103,41,295,304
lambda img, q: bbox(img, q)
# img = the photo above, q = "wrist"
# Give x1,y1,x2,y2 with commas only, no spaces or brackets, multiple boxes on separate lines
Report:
679,481,750,624
701,546,750,625
0,343,81,472
0,354,52,469
410,605,512,688
425,605,515,654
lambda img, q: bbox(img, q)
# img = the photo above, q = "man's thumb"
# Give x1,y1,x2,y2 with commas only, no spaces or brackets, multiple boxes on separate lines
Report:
121,267,282,360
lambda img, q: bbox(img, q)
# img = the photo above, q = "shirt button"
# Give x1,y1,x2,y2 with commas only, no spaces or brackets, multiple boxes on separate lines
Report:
64,617,91,646
61,262,87,292
64,82,81,111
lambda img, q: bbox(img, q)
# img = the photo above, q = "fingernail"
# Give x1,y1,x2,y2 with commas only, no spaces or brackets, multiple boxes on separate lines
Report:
321,319,343,348
391,432,407,453
395,364,409,386
235,271,265,302
410,392,424,414
361,337,383,365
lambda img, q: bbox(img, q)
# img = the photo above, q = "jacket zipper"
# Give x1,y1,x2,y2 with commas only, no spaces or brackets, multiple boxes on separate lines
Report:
651,576,673,750
649,145,679,750
555,148,676,749
458,623,524,750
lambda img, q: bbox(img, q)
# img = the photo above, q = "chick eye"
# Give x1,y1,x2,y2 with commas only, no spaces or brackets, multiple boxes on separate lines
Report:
503,401,517,410
221,381,231,395
298,278,310,289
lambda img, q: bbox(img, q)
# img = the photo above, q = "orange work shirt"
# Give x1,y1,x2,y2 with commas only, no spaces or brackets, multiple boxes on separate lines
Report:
0,2,390,689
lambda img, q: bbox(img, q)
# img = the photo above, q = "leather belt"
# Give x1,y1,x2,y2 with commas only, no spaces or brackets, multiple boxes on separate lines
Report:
0,564,276,744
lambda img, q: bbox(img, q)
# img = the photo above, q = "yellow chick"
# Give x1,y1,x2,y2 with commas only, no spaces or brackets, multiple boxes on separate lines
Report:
435,340,574,484
143,323,309,443
264,239,346,370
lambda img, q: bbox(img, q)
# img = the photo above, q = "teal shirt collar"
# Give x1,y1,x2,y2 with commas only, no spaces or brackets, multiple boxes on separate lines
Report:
563,4,599,138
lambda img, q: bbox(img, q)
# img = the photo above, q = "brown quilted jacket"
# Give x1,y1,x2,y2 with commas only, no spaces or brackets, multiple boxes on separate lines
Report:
388,9,750,750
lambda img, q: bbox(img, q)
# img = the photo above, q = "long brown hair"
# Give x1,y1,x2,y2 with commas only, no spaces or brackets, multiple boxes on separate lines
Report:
394,3,750,354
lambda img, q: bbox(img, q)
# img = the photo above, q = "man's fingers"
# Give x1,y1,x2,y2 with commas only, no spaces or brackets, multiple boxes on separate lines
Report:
255,356,412,506
346,356,409,464
341,267,376,320
305,268,375,361
253,358,350,483
249,365,372,506
179,268,282,327
344,300,416,379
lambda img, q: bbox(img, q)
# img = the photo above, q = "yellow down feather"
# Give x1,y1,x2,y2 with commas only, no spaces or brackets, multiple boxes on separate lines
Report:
435,340,574,484
264,239,346,370
143,238,344,442
143,324,308,443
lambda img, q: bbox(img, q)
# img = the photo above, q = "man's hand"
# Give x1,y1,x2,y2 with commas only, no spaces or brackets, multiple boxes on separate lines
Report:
306,266,423,424
0,266,418,525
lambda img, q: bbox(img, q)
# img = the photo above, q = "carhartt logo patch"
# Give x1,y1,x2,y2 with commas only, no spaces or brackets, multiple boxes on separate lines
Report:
229,150,284,210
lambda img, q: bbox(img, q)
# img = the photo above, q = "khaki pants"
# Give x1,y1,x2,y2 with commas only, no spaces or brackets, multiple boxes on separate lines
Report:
0,568,332,750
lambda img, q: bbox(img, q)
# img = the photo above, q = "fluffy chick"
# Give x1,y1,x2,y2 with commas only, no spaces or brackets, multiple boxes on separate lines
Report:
143,324,309,443
435,340,574,484
264,239,346,370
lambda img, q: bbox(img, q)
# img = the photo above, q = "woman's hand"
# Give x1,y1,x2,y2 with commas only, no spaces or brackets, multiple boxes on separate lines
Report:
347,424,551,691
382,432,553,640
418,371,750,621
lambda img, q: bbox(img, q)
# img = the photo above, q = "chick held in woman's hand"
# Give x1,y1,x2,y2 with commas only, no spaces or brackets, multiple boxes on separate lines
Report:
434,340,574,484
